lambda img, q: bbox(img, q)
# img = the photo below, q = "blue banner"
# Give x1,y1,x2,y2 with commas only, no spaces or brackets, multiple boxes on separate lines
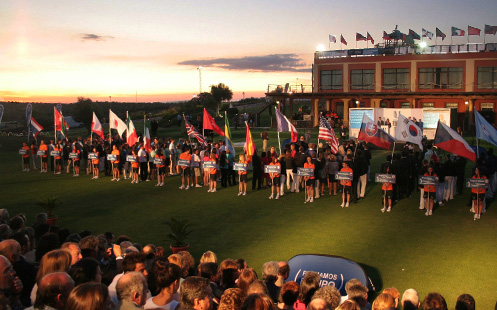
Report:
37,150,46,156
69,152,79,159
107,154,117,161
203,161,216,169
297,167,314,176
50,151,60,157
336,172,353,181
288,254,369,296
19,149,28,155
466,178,488,188
126,155,137,162
178,159,190,167
264,165,281,174
154,158,164,165
88,153,99,160
418,175,438,185
375,173,396,184
233,163,247,171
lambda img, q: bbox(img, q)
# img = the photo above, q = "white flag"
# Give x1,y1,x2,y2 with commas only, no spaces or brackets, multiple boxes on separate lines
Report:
395,114,423,150
109,110,127,136
127,118,138,147
329,34,337,43
91,112,104,140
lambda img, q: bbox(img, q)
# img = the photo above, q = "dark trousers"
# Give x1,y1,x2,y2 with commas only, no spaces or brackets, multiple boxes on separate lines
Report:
252,170,262,190
140,162,148,181
221,169,228,187
229,167,236,185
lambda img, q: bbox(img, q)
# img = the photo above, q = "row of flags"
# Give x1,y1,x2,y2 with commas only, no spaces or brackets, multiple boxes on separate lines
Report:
329,25,497,44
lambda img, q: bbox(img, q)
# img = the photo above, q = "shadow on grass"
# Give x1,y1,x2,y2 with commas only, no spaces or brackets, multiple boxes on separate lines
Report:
358,262,382,296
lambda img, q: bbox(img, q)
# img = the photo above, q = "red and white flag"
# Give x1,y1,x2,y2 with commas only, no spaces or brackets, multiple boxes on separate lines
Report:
318,116,339,153
126,117,138,147
468,26,481,36
144,126,152,153
203,108,225,136
275,108,298,142
91,112,104,140
109,110,127,136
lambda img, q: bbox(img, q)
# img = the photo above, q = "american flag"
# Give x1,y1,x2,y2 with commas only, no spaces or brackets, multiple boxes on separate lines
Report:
184,116,207,146
319,116,339,153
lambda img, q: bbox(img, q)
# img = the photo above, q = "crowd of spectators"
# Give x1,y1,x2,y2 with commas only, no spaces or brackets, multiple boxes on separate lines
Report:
0,208,485,310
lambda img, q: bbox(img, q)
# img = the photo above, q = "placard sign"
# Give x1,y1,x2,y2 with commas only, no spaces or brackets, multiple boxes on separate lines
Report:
126,155,137,162
154,158,164,165
50,151,60,157
375,173,396,184
336,172,353,181
418,175,438,185
178,159,190,167
264,165,281,174
297,167,314,177
88,153,99,160
69,152,79,159
203,161,216,169
37,150,46,156
19,149,28,155
107,154,117,161
233,163,247,171
288,254,370,296
466,178,489,189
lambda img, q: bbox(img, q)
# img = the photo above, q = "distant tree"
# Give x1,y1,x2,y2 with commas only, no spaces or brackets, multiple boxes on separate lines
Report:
210,83,233,116
72,97,94,133
190,92,217,112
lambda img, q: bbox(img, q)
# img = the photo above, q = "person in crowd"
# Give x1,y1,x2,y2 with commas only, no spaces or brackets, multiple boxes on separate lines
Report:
39,140,49,172
241,293,273,310
423,165,437,216
91,147,100,179
179,277,212,310
237,268,258,298
145,259,181,310
116,271,149,310
307,298,330,310
130,149,140,184
340,161,353,208
261,130,269,152
53,143,63,174
268,156,281,200
0,253,23,309
252,151,263,191
192,148,203,188
401,288,420,310
208,153,218,193
156,148,166,187
346,284,369,310
294,271,320,310
60,242,82,266
68,257,102,286
238,154,248,196
312,285,341,310
179,148,192,190
21,142,30,171
111,144,121,181
71,143,81,176
218,288,243,310
65,282,114,310
261,261,279,303
304,156,316,203
381,287,399,309
31,272,74,310
471,167,486,220
421,292,447,310
138,144,149,182
278,281,299,310
371,293,395,310
381,166,394,213
455,294,475,310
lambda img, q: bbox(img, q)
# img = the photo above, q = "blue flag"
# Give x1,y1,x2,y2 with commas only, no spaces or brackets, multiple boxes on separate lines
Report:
475,111,497,147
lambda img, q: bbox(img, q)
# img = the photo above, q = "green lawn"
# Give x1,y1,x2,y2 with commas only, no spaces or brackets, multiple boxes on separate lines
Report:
1,128,496,309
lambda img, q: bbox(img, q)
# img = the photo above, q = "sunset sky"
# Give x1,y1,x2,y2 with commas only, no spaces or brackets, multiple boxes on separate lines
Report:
1,0,496,103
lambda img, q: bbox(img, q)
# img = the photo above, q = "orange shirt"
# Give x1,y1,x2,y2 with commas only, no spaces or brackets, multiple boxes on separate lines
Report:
238,160,247,175
179,152,192,169
382,182,393,191
22,146,30,158
471,175,487,194
111,149,120,163
423,172,437,193
209,159,217,175
131,161,139,168
92,157,99,165
155,154,165,168
269,162,281,178
340,167,353,186
72,150,80,161
54,147,62,160
304,162,316,180
39,144,48,157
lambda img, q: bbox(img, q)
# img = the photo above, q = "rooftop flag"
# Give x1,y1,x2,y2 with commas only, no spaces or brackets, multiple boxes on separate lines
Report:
367,32,374,44
329,34,336,43
468,26,481,36
436,28,446,40
422,28,434,40
485,24,497,35
340,34,347,45
451,26,465,36
356,32,367,41
383,31,390,40
409,29,421,40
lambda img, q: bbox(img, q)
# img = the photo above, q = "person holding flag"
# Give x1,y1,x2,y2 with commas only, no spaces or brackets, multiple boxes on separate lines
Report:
111,144,121,181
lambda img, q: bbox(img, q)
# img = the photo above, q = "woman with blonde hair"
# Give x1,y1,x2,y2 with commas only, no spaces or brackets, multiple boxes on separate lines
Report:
31,249,71,304
371,293,395,310
200,250,217,264
65,282,113,310
382,288,400,308
218,288,244,310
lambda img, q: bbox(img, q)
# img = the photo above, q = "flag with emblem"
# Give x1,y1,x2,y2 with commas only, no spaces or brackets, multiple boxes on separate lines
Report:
184,116,207,146
109,109,127,136
395,114,423,150
358,114,395,149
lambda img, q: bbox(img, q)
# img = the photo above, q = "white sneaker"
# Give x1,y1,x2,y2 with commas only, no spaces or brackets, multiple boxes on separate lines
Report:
478,214,481,219
146,179,150,182
212,188,216,192
425,211,429,216
156,183,160,187
429,210,433,215
474,214,478,220
111,178,116,181
381,207,386,213
185,186,190,190
160,183,164,186
269,194,274,199
243,192,246,196
419,205,425,210
306,197,311,202
207,189,212,192
116,178,120,182
387,207,391,212
196,184,202,188
345,203,349,208
179,185,185,189
341,202,345,207
275,194,280,200
238,192,243,196
310,198,314,202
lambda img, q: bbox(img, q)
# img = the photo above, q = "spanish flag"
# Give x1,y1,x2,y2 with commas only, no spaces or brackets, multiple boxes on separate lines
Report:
245,122,255,159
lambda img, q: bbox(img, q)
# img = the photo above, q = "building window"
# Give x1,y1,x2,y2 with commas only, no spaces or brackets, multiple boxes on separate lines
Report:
320,70,342,90
380,101,388,108
350,69,374,90
481,103,494,111
477,67,497,89
418,67,463,89
446,103,458,108
383,68,410,89
423,102,434,108
401,102,410,108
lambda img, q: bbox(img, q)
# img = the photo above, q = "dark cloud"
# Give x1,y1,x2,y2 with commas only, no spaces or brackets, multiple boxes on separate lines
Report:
80,33,114,41
178,54,310,72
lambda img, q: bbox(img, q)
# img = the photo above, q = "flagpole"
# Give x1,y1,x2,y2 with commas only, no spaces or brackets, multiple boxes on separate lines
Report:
277,132,281,155
144,114,146,140
390,142,396,163
126,111,129,145
108,110,111,144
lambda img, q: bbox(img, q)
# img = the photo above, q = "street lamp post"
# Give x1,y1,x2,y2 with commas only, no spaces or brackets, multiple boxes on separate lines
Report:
197,67,203,93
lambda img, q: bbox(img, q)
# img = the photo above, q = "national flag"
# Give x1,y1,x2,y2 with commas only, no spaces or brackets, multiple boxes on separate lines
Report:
275,108,298,142
109,109,127,136
224,111,235,155
184,116,207,146
340,34,347,45
318,116,339,153
451,26,465,36
144,126,152,153
0,104,3,125
366,32,374,44
30,116,43,139
358,114,395,150
475,110,497,147
422,28,434,40
485,24,497,35
245,122,255,158
356,32,367,41
395,114,423,150
54,108,69,137
91,112,104,140
203,108,225,136
409,29,421,40
468,26,481,36
436,28,446,40
383,31,391,40
434,121,475,161
329,34,336,43
126,115,138,147
26,103,32,131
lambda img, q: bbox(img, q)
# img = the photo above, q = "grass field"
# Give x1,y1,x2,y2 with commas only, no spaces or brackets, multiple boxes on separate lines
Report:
1,127,496,309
